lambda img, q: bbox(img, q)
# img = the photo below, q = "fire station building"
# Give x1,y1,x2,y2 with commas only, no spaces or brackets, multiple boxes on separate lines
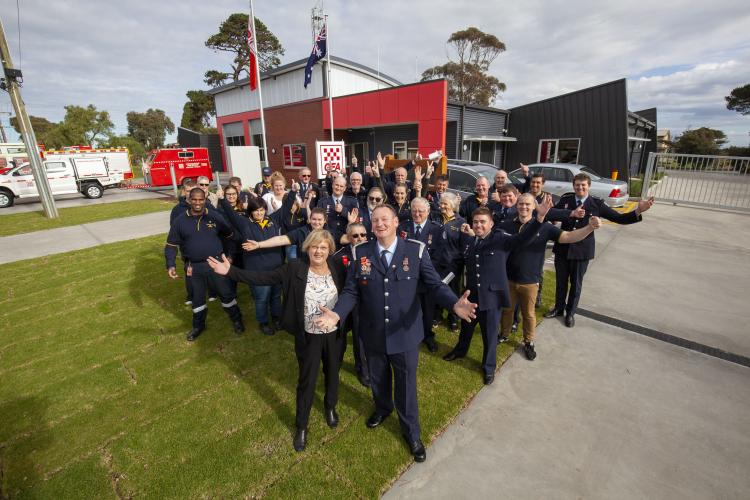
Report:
207,56,655,181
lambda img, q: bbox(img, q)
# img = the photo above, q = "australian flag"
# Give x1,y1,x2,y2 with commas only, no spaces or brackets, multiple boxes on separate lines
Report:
304,24,327,88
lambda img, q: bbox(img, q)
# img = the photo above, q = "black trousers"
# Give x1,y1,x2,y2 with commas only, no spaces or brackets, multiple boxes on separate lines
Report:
295,331,345,429
367,348,421,442
189,261,242,328
455,307,501,376
419,291,436,342
553,256,590,316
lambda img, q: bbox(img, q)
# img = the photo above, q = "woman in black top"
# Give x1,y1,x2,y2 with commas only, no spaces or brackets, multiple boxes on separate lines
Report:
208,229,348,452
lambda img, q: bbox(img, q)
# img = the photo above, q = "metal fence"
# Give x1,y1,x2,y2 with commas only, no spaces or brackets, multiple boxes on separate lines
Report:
642,152,750,212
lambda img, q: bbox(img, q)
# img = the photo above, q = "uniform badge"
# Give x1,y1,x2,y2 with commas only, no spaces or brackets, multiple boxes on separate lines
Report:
399,230,408,239
427,233,433,246
402,257,410,272
206,221,216,229
360,256,371,275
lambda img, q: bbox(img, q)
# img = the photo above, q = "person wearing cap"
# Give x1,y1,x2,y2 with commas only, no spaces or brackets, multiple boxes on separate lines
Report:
254,167,273,197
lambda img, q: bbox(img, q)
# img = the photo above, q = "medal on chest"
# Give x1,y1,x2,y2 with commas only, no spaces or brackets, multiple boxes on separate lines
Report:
360,256,371,276
427,233,433,246
402,257,410,272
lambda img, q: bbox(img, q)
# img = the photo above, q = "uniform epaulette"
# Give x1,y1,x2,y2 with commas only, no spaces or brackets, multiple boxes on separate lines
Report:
560,192,575,199
351,240,366,261
406,238,426,258
590,195,603,201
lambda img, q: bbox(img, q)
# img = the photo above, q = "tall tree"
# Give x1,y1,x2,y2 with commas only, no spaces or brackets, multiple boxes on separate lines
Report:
59,104,114,146
204,70,230,88
421,27,507,106
672,127,727,155
100,134,146,163
725,84,750,115
10,115,56,137
180,90,216,132
205,13,284,81
126,109,175,150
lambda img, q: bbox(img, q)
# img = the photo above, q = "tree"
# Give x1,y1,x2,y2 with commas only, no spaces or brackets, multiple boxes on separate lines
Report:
672,127,727,155
205,13,284,81
100,134,146,164
204,70,230,88
421,27,507,106
11,106,113,148
10,115,57,137
126,109,175,151
725,84,750,115
180,90,216,132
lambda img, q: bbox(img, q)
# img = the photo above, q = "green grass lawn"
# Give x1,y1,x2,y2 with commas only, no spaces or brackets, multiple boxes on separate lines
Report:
0,237,556,498
0,199,173,237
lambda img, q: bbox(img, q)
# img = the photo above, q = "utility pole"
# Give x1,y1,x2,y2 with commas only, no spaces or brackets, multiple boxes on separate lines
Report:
0,111,9,142
0,16,58,217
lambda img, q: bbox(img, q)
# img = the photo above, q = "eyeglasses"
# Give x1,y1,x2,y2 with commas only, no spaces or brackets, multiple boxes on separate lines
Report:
226,192,238,196
300,174,311,178
351,233,368,238
368,197,383,202
199,183,209,187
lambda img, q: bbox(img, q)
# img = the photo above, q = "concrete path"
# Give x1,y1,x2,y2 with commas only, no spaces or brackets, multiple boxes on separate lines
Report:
385,204,750,499
0,211,170,264
1,186,171,214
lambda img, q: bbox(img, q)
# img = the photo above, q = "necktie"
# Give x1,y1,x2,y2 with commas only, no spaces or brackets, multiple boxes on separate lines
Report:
380,249,389,270
576,199,582,207
415,225,422,238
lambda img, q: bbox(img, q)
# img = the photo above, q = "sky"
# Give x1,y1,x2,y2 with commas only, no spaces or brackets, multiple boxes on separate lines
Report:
1,0,748,147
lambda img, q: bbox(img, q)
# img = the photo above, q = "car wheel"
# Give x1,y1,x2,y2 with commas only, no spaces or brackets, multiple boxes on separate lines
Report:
0,189,14,208
83,183,103,199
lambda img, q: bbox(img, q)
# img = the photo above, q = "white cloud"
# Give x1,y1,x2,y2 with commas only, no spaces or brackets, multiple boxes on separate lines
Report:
0,0,748,146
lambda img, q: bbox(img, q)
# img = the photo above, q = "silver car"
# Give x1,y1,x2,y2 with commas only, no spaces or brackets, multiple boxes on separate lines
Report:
509,163,629,207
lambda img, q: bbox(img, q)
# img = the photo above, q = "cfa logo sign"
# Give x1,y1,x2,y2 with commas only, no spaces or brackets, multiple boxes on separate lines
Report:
315,141,346,178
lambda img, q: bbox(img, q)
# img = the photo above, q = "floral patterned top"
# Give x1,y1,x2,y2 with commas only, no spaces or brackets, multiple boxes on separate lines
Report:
303,270,338,334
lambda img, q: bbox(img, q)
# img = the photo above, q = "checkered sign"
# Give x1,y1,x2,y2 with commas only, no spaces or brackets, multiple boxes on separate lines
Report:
315,141,346,179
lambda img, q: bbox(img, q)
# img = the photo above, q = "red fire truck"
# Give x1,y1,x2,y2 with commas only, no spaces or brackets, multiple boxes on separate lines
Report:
142,148,213,186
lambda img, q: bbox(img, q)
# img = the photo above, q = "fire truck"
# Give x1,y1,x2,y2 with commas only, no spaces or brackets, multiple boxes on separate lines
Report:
142,147,213,186
0,147,132,208
0,142,31,171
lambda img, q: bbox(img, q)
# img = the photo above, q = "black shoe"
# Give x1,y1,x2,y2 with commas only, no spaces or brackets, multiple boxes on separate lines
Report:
357,372,371,388
186,327,204,342
544,307,564,318
272,318,283,332
260,324,275,336
449,321,458,332
233,320,245,335
524,342,537,361
366,412,388,428
442,351,464,362
325,407,339,428
565,314,575,328
405,437,426,462
484,373,495,385
293,428,307,452
511,322,519,333
423,337,438,353
432,319,440,328
497,334,509,344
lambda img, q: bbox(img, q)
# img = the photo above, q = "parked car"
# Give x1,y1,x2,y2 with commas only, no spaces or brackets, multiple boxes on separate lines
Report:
445,159,499,200
508,163,628,207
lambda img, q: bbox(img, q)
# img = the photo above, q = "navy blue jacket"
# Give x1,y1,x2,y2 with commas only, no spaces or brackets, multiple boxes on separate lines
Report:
432,215,466,275
165,209,236,268
553,194,641,260
499,217,563,284
333,238,458,354
459,194,500,226
318,194,358,242
219,198,288,271
457,219,543,311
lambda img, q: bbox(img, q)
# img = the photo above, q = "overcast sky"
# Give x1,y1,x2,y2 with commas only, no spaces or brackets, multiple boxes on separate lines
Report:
1,0,748,147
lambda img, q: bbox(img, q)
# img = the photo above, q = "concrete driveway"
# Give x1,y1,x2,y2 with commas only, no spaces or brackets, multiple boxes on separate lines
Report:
385,204,750,499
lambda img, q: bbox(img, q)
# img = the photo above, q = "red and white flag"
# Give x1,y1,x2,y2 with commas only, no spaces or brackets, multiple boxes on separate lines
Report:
247,17,258,91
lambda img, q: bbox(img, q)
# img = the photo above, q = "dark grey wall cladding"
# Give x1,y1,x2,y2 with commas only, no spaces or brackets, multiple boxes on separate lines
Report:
445,122,458,159
347,125,418,158
178,127,224,171
634,107,658,160
446,105,462,122
506,79,630,180
463,108,507,136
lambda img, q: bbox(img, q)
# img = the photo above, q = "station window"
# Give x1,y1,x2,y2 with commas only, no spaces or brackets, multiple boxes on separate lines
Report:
283,144,307,168
226,135,246,147
392,140,418,160
252,134,266,162
538,139,580,164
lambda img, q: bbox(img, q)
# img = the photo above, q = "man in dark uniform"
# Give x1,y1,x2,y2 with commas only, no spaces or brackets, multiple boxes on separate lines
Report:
459,176,499,226
165,188,244,341
443,200,552,383
254,167,273,197
297,167,322,208
318,175,358,246
333,222,371,387
398,197,444,353
491,184,519,225
545,173,654,327
316,205,477,463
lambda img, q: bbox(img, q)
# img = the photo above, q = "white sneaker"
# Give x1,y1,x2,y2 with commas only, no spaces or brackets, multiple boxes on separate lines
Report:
185,300,192,306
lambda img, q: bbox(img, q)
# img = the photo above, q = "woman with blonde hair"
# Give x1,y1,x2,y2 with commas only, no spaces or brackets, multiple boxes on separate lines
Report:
208,229,349,452
262,171,288,214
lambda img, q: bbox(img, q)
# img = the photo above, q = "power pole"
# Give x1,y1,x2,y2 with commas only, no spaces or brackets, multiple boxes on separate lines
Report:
0,111,9,142
0,16,58,217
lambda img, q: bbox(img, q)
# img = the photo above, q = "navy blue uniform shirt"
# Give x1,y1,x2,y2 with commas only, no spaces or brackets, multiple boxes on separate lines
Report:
165,209,235,268
500,218,562,284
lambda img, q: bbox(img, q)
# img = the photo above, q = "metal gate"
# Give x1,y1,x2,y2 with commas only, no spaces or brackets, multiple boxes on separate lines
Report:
642,152,750,212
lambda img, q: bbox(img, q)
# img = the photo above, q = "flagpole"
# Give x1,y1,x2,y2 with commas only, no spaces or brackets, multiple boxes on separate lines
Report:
325,15,334,141
250,0,269,167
